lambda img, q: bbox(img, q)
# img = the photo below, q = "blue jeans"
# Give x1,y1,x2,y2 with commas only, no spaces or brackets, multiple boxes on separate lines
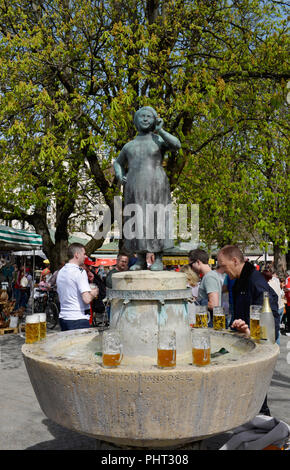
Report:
59,318,91,331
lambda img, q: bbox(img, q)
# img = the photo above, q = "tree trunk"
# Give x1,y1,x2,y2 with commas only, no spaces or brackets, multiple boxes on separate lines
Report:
286,250,290,271
273,244,287,274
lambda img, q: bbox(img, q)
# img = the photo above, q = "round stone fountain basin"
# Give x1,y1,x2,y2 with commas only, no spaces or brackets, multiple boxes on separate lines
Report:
22,328,279,448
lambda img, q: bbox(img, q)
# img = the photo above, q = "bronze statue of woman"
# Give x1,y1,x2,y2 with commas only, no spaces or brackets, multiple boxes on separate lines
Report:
114,106,181,271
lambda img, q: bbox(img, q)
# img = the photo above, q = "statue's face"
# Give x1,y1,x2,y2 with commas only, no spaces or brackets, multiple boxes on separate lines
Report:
136,109,155,132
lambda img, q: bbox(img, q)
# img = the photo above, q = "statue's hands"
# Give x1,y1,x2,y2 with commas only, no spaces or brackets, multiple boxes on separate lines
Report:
155,117,164,132
121,175,127,184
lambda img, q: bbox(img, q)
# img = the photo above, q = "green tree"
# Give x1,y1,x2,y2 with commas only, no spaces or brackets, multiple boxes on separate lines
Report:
0,0,288,268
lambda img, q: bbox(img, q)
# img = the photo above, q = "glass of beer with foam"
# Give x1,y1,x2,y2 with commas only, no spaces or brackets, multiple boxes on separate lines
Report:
195,305,209,328
157,329,176,369
39,313,47,340
102,330,123,368
213,306,226,330
25,314,40,344
250,305,261,341
192,329,211,366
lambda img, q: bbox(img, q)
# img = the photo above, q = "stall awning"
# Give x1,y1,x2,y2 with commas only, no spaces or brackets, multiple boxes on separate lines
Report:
95,258,116,267
0,225,42,251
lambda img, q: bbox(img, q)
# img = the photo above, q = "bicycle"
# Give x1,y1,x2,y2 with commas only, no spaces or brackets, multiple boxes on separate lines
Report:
34,288,59,329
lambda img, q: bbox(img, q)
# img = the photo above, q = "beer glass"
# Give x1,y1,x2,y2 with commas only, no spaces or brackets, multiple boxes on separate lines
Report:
250,305,262,341
213,306,226,330
187,301,196,329
157,329,176,369
39,313,47,340
195,305,209,328
102,330,123,368
192,329,211,366
25,314,40,344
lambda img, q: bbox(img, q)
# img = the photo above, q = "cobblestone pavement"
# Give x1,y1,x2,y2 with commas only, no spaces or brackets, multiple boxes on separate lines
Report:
0,326,289,451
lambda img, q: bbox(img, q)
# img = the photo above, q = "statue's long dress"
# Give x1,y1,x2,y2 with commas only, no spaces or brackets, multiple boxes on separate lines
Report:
122,133,174,254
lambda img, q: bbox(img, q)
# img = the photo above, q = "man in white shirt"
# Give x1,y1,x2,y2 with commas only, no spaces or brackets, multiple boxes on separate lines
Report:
57,243,99,331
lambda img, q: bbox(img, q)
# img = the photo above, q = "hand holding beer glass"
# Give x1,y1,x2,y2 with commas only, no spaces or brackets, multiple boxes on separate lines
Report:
157,329,176,369
250,305,262,341
102,330,123,368
213,306,226,330
195,305,209,328
192,329,211,366
25,314,40,344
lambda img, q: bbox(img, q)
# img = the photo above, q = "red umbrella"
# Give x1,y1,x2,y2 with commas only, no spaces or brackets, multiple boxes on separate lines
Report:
95,258,116,267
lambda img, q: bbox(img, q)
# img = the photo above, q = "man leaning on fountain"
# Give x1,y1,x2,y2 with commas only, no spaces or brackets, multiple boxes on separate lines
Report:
217,244,280,416
56,243,99,331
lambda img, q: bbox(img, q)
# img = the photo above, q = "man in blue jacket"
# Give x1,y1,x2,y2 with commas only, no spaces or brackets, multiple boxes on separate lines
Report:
217,245,279,417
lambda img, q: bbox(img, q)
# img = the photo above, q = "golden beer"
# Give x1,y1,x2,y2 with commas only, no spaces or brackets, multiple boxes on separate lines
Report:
25,314,40,344
102,353,122,368
39,313,47,340
250,318,260,341
195,313,208,328
192,347,211,366
102,330,123,368
157,329,176,368
157,349,176,368
213,314,226,330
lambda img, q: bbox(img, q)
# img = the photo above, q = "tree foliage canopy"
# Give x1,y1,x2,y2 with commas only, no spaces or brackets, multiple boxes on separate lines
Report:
0,0,289,267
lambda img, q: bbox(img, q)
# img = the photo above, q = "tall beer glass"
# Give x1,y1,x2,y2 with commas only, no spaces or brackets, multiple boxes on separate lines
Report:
192,329,211,366
157,329,176,369
25,314,40,344
195,305,209,328
102,330,123,368
213,306,226,330
250,305,261,341
39,313,47,340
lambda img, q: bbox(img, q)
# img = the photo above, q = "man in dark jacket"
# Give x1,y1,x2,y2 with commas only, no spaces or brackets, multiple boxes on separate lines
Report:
217,245,279,417
217,245,279,339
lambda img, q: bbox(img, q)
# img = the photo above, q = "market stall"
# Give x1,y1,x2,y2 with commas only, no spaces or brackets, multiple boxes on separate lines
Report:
0,225,42,334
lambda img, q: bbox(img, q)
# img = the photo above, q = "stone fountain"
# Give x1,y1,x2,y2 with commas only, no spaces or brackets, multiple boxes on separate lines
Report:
22,109,279,448
22,270,279,449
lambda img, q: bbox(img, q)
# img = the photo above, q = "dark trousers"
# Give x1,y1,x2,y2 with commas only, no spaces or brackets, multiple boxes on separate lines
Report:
286,305,290,332
259,395,271,416
59,318,91,331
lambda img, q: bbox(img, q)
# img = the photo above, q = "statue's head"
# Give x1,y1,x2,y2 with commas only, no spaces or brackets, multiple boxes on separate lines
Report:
134,106,157,132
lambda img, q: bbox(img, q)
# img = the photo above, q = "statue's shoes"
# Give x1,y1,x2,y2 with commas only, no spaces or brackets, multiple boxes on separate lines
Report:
150,260,164,271
130,262,147,271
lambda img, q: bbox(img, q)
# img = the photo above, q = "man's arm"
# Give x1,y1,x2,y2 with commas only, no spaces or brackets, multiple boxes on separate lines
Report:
82,288,99,305
207,291,219,310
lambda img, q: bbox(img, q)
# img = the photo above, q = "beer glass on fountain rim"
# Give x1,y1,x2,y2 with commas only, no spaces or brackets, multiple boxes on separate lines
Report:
213,306,226,330
39,313,47,340
195,305,209,328
250,305,262,341
102,330,123,368
157,329,176,369
25,314,40,344
192,329,211,366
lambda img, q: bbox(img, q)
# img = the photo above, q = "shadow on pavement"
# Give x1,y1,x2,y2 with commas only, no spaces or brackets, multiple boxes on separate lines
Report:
26,419,97,450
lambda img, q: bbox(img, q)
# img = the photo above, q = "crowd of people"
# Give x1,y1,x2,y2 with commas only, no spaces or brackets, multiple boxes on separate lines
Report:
1,245,289,337
29,243,287,342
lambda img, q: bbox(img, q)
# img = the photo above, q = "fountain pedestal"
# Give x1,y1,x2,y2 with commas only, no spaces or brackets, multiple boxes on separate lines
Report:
22,271,279,448
109,271,192,363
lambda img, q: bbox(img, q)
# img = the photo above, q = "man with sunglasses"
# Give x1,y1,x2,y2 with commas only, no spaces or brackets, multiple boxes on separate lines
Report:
188,248,221,326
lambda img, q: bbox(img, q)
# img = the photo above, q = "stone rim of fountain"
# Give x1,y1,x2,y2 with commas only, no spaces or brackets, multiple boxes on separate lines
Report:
22,327,278,370
22,328,279,448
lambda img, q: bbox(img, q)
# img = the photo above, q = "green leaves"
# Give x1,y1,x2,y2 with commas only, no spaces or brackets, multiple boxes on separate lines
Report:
0,0,288,264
